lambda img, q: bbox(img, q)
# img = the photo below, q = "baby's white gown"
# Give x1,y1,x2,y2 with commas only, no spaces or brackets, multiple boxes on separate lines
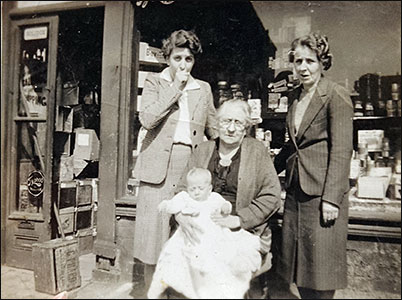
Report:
147,191,262,299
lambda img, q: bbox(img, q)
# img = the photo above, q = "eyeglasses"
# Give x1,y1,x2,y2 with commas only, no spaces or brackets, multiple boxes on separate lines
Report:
219,118,246,130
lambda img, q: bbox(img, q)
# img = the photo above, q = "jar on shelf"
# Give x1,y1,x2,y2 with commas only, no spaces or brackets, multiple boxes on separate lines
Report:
354,100,364,117
391,83,401,117
364,101,375,116
386,99,396,117
217,81,231,105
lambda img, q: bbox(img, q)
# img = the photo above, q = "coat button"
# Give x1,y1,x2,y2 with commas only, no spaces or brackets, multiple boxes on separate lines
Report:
193,130,197,136
194,144,198,149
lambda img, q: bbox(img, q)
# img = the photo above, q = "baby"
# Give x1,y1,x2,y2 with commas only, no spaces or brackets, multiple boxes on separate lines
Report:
147,168,262,299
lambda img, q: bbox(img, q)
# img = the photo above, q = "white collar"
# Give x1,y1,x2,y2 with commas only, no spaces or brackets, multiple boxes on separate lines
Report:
160,67,200,91
218,146,240,167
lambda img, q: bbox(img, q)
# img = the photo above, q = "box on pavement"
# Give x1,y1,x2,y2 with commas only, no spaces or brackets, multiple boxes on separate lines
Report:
32,238,81,294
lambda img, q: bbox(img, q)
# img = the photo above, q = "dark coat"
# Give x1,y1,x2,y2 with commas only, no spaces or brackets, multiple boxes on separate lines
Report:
274,77,354,290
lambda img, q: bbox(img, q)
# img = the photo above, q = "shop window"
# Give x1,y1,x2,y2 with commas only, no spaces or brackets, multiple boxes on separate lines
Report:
16,23,52,214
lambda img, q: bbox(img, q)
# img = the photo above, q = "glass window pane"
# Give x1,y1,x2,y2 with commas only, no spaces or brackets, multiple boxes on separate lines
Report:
19,24,50,118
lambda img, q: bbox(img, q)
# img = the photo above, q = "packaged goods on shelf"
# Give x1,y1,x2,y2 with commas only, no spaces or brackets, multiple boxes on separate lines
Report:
139,42,166,64
357,130,384,152
73,128,99,161
248,98,262,123
60,155,74,181
357,173,392,200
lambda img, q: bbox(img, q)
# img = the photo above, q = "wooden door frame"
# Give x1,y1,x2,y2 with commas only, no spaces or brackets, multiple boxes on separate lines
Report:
3,15,59,269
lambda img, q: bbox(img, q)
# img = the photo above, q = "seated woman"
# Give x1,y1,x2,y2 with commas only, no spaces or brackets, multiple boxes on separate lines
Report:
174,99,282,298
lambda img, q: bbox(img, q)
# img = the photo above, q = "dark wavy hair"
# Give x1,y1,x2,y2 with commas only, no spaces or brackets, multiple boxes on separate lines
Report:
161,29,202,59
288,33,333,71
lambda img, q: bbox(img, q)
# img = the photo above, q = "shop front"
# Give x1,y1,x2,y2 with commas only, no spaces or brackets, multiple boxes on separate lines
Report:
2,1,135,270
2,0,401,297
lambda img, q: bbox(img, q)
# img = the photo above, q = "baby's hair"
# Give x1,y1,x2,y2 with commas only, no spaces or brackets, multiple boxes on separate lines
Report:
186,168,212,184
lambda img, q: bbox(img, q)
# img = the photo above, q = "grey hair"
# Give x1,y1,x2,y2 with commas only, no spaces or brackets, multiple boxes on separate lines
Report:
216,99,252,129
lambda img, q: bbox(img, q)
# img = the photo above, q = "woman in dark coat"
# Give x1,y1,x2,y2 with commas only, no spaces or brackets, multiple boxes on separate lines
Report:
274,33,354,299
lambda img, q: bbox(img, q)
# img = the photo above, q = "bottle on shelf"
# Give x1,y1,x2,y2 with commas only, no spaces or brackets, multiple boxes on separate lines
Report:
386,99,396,117
357,141,368,176
391,83,401,117
255,128,264,141
36,48,42,61
42,48,46,62
349,150,360,181
382,137,391,167
230,83,243,100
364,75,375,116
364,101,375,116
376,74,386,116
217,81,230,105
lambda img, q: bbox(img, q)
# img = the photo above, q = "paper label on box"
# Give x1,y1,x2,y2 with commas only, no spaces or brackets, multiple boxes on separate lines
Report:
358,130,384,152
247,99,261,119
24,26,48,40
77,133,89,146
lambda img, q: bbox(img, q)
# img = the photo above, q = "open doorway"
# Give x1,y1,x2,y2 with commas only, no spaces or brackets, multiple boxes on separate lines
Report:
52,7,104,252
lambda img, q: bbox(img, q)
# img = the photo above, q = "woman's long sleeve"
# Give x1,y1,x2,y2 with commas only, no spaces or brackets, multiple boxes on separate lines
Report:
321,85,354,206
139,74,182,130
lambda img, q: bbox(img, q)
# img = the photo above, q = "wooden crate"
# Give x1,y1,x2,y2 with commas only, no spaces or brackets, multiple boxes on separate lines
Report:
75,205,92,231
59,207,75,234
58,181,76,209
32,238,81,294
76,180,93,206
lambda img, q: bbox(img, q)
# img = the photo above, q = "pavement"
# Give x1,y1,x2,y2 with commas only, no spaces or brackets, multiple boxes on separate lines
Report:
1,253,400,299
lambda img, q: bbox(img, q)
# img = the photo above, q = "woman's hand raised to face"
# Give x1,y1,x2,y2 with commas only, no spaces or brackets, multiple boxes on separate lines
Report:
168,47,194,91
173,70,190,91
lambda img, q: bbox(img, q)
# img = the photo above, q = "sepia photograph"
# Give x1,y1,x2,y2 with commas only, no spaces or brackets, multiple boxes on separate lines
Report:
1,1,401,299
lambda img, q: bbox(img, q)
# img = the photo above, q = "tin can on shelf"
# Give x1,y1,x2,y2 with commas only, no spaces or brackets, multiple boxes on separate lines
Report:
264,130,272,142
255,128,264,141
386,99,396,117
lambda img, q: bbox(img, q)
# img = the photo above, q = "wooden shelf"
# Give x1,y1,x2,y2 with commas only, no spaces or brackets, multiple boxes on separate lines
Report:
14,116,47,122
263,112,287,120
353,116,400,121
139,60,167,67
8,211,45,222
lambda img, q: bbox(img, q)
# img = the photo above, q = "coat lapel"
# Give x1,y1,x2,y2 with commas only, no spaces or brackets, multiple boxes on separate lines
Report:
288,99,297,146
287,87,301,146
187,88,201,119
296,78,329,140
